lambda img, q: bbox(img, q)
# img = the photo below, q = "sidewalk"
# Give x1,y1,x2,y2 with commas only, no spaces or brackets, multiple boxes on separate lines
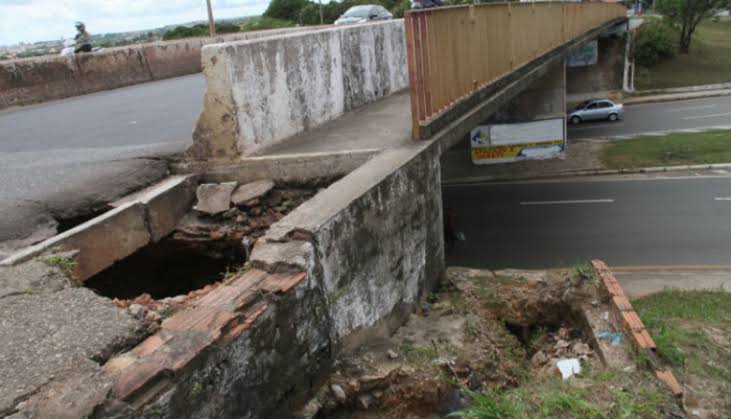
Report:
613,267,731,298
623,87,731,105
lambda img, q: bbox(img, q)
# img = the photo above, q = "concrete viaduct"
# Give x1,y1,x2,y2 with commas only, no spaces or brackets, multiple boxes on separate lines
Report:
0,4,627,418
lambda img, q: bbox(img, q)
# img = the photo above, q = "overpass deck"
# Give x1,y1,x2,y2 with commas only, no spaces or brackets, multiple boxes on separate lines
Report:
255,91,412,157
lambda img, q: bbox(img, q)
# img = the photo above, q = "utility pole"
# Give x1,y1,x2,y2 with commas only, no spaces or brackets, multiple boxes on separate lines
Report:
319,0,324,25
206,0,216,36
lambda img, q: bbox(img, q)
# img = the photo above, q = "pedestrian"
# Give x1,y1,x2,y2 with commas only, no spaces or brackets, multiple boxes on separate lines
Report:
74,22,92,53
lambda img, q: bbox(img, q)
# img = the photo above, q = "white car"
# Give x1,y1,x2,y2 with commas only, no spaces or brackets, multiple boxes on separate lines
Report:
334,5,393,25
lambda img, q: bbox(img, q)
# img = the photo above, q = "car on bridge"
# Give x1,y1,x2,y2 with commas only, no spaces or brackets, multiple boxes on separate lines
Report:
568,99,624,124
334,5,393,25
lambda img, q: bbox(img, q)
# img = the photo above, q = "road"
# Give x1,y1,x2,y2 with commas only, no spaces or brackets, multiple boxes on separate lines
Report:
443,174,731,269
567,95,731,140
0,74,204,253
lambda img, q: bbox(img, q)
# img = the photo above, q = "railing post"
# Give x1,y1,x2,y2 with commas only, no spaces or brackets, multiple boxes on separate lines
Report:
405,12,422,140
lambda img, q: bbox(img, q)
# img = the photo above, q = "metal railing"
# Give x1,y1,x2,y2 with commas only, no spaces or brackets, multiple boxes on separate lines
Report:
405,1,626,139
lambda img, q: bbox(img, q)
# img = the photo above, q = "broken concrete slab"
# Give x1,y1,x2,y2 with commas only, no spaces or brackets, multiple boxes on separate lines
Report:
231,179,275,206
0,203,151,283
193,182,237,215
0,259,71,299
0,288,146,416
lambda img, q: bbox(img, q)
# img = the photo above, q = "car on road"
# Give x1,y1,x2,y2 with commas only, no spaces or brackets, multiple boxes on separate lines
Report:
568,99,624,124
334,5,393,25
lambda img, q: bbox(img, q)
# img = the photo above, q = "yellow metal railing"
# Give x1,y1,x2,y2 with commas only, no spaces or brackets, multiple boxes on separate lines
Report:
405,1,626,138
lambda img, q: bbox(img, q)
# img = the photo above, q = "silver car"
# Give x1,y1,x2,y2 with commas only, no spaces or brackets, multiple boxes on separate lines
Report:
568,99,624,124
334,5,393,25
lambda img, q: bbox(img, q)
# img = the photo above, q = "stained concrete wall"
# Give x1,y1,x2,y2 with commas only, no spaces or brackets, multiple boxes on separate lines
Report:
488,62,567,122
189,20,408,160
94,143,444,418
0,27,318,110
567,36,625,102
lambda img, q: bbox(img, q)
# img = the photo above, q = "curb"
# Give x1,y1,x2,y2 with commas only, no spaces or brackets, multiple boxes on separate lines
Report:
623,88,731,105
441,162,731,186
571,125,731,142
591,260,684,398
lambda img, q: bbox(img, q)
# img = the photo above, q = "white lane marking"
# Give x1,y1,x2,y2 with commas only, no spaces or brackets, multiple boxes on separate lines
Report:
714,197,731,201
664,105,716,113
520,199,614,205
682,112,731,120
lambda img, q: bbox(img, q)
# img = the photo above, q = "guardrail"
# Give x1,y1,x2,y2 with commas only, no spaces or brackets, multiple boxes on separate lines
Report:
404,1,626,139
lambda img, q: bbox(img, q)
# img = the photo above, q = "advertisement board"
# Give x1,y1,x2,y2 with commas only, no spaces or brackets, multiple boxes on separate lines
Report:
470,118,566,165
568,40,598,67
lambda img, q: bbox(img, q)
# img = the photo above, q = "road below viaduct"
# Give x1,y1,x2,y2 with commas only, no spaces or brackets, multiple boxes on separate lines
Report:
443,173,731,269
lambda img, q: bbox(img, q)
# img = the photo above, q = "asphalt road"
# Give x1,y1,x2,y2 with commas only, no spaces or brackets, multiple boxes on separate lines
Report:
567,95,731,140
0,74,204,251
443,174,731,269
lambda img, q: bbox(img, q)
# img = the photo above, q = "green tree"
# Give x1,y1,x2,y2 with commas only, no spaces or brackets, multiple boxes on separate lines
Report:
634,21,675,66
656,0,730,53
264,0,311,22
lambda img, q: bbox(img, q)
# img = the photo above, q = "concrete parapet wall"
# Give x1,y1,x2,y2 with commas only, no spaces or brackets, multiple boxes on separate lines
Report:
189,20,408,160
0,26,318,110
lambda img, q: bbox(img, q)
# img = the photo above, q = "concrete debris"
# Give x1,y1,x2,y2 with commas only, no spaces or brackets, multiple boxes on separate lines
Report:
193,182,237,215
330,384,347,403
231,179,275,206
357,394,374,410
387,349,399,359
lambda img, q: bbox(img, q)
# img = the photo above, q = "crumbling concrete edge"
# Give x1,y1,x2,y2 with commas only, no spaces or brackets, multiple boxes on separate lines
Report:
173,149,378,185
591,259,684,399
0,175,197,282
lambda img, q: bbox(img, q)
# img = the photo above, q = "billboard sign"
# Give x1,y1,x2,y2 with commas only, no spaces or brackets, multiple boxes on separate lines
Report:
470,118,566,165
568,40,598,67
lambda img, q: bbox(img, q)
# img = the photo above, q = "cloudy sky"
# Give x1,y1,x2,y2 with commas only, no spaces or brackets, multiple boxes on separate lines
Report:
0,0,271,46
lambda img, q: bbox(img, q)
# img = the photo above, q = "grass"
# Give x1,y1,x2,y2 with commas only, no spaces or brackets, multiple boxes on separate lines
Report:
601,129,731,169
240,16,294,32
633,289,731,382
452,368,673,419
41,254,76,278
635,19,731,90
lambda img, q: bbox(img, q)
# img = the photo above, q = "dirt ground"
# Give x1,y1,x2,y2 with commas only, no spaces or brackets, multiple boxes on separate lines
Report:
298,267,703,419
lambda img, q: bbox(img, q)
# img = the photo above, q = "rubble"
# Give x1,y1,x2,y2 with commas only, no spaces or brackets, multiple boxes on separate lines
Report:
231,179,275,206
193,182,237,215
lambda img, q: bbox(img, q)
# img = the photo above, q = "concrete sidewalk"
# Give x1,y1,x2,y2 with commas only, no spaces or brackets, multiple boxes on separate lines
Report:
614,267,731,298
624,88,731,106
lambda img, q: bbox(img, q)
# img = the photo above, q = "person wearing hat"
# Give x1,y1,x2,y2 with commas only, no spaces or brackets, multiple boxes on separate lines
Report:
74,22,92,53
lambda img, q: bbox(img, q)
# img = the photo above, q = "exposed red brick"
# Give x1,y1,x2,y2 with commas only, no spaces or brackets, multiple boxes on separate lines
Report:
132,331,175,357
611,295,633,312
259,272,306,294
112,361,166,401
229,268,269,292
620,310,645,332
161,306,238,336
219,303,269,345
591,259,609,271
631,329,657,350
656,370,683,397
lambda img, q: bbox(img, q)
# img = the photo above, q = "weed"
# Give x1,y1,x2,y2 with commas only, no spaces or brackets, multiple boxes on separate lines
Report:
190,382,203,398
574,260,594,279
41,254,76,278
450,387,517,419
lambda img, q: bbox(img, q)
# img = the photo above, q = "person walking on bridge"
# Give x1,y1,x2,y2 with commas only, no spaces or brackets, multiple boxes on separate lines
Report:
74,22,92,53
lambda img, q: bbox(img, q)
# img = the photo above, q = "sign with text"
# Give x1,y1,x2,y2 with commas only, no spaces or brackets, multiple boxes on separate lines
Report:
568,40,598,67
470,118,566,165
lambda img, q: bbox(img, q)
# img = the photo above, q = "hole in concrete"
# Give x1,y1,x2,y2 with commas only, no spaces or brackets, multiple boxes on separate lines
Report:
85,237,244,300
502,304,587,358
55,205,113,234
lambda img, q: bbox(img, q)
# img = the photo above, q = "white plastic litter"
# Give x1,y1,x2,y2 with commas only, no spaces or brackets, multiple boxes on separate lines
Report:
557,358,581,380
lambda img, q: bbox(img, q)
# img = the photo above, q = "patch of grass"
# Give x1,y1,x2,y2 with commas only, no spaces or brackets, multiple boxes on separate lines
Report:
633,289,731,382
635,20,731,89
240,16,294,32
602,129,731,169
401,343,437,367
452,370,672,419
41,254,76,278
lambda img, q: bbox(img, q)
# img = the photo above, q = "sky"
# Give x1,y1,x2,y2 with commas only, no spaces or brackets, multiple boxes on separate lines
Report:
0,0,271,46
